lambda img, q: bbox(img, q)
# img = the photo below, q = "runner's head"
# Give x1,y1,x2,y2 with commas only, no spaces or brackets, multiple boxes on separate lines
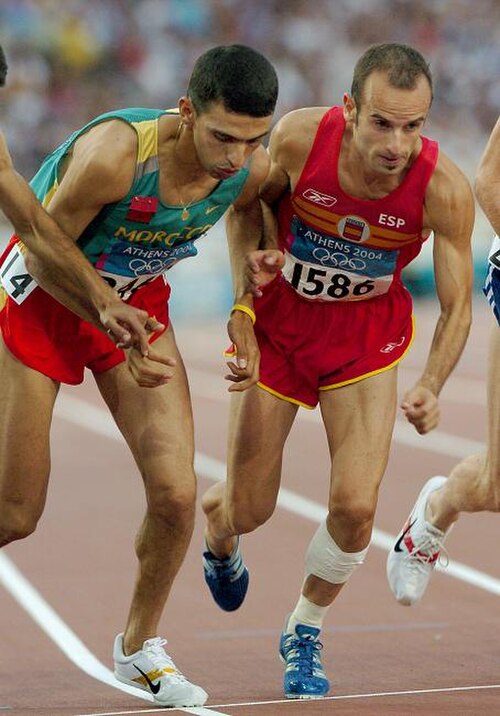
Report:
178,45,278,178
344,43,433,176
350,43,433,110
187,44,278,118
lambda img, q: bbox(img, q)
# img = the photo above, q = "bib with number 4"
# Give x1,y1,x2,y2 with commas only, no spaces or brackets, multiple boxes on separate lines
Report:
0,243,38,304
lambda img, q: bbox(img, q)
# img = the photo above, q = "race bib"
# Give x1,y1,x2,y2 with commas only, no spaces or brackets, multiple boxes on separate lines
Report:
283,215,397,301
0,243,38,304
0,243,164,306
98,269,164,301
282,251,393,301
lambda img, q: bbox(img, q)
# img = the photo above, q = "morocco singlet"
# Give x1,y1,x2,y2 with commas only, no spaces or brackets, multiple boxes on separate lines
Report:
0,108,249,383
254,105,439,408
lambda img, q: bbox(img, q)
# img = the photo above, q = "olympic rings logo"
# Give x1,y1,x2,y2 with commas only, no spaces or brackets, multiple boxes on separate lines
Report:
128,257,175,276
312,247,367,271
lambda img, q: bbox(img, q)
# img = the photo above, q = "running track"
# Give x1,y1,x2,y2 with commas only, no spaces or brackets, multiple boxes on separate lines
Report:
1,297,500,715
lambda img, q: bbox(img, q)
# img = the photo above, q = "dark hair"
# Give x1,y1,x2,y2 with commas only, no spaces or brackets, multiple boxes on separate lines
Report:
0,45,7,87
187,44,278,117
351,43,433,107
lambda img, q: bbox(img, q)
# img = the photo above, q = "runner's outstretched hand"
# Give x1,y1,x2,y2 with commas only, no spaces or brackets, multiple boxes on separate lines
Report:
401,385,440,435
245,249,285,297
101,301,164,356
126,343,177,388
225,310,260,391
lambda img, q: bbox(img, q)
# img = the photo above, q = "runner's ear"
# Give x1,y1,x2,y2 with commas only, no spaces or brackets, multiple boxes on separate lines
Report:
178,97,195,128
343,93,357,124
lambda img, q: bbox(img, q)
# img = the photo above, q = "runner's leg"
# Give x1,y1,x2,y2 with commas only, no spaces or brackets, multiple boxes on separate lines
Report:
429,320,500,528
94,327,196,654
0,338,59,546
202,385,298,555
302,367,398,607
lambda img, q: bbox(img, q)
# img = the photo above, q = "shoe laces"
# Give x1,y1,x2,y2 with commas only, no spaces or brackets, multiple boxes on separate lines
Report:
204,548,241,580
143,638,186,683
206,558,232,577
409,532,449,568
285,634,324,675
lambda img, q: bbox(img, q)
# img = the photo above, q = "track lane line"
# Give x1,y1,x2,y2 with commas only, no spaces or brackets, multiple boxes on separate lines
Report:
0,552,153,703
54,394,499,595
0,554,228,715
185,367,486,458
75,681,500,715
195,454,500,594
0,388,495,713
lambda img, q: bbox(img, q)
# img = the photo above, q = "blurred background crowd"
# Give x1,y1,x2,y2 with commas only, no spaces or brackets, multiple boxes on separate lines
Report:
0,0,497,311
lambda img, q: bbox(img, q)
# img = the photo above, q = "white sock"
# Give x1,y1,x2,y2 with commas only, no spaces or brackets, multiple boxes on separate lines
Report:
287,594,329,633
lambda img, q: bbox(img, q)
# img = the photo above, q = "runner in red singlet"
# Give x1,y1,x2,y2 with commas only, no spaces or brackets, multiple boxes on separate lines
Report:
201,43,475,699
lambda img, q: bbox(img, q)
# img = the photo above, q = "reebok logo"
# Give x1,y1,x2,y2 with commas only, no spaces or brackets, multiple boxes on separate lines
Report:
302,188,337,207
133,664,161,694
394,519,416,553
380,336,405,353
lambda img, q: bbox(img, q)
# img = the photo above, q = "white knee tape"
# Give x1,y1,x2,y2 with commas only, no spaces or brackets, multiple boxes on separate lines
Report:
305,520,369,584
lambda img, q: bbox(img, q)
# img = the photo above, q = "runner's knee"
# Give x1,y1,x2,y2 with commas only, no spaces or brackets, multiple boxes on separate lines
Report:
473,454,500,511
146,481,196,527
305,520,369,584
227,497,274,535
453,454,500,511
484,471,500,512
329,493,377,534
0,505,39,546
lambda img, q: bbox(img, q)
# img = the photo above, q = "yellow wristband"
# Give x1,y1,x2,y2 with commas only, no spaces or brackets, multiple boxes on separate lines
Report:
231,303,256,325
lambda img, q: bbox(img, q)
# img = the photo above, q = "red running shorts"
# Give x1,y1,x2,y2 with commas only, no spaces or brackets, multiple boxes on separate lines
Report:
253,276,414,408
0,246,170,385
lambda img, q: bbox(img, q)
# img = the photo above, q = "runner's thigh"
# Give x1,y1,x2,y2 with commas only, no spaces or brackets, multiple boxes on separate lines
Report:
93,328,194,492
226,386,298,516
0,337,59,513
319,367,398,503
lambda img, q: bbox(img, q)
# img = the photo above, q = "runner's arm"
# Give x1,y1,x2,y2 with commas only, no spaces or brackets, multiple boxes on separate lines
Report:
0,129,160,353
225,111,323,388
247,110,323,296
402,154,475,433
224,146,272,390
475,117,500,232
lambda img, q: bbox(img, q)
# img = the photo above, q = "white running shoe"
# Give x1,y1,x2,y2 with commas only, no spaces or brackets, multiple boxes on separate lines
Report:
113,633,208,707
387,476,449,606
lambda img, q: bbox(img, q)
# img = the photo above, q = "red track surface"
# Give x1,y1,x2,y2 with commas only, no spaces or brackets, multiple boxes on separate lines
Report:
2,298,499,716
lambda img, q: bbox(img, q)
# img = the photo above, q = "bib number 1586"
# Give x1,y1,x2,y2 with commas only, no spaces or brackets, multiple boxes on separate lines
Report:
289,261,375,300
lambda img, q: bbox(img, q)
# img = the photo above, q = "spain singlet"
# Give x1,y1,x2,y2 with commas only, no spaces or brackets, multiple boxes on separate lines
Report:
278,106,438,303
24,108,250,301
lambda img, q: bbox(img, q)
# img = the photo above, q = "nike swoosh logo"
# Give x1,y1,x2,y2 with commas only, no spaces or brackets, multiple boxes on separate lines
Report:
394,519,416,553
133,664,161,694
205,205,221,214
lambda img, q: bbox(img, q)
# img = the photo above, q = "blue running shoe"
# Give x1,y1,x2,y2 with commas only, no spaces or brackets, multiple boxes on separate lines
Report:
202,538,249,611
279,621,330,699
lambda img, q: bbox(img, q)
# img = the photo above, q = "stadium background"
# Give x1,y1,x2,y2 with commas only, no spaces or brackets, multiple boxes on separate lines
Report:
1,5,500,713
0,0,497,318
